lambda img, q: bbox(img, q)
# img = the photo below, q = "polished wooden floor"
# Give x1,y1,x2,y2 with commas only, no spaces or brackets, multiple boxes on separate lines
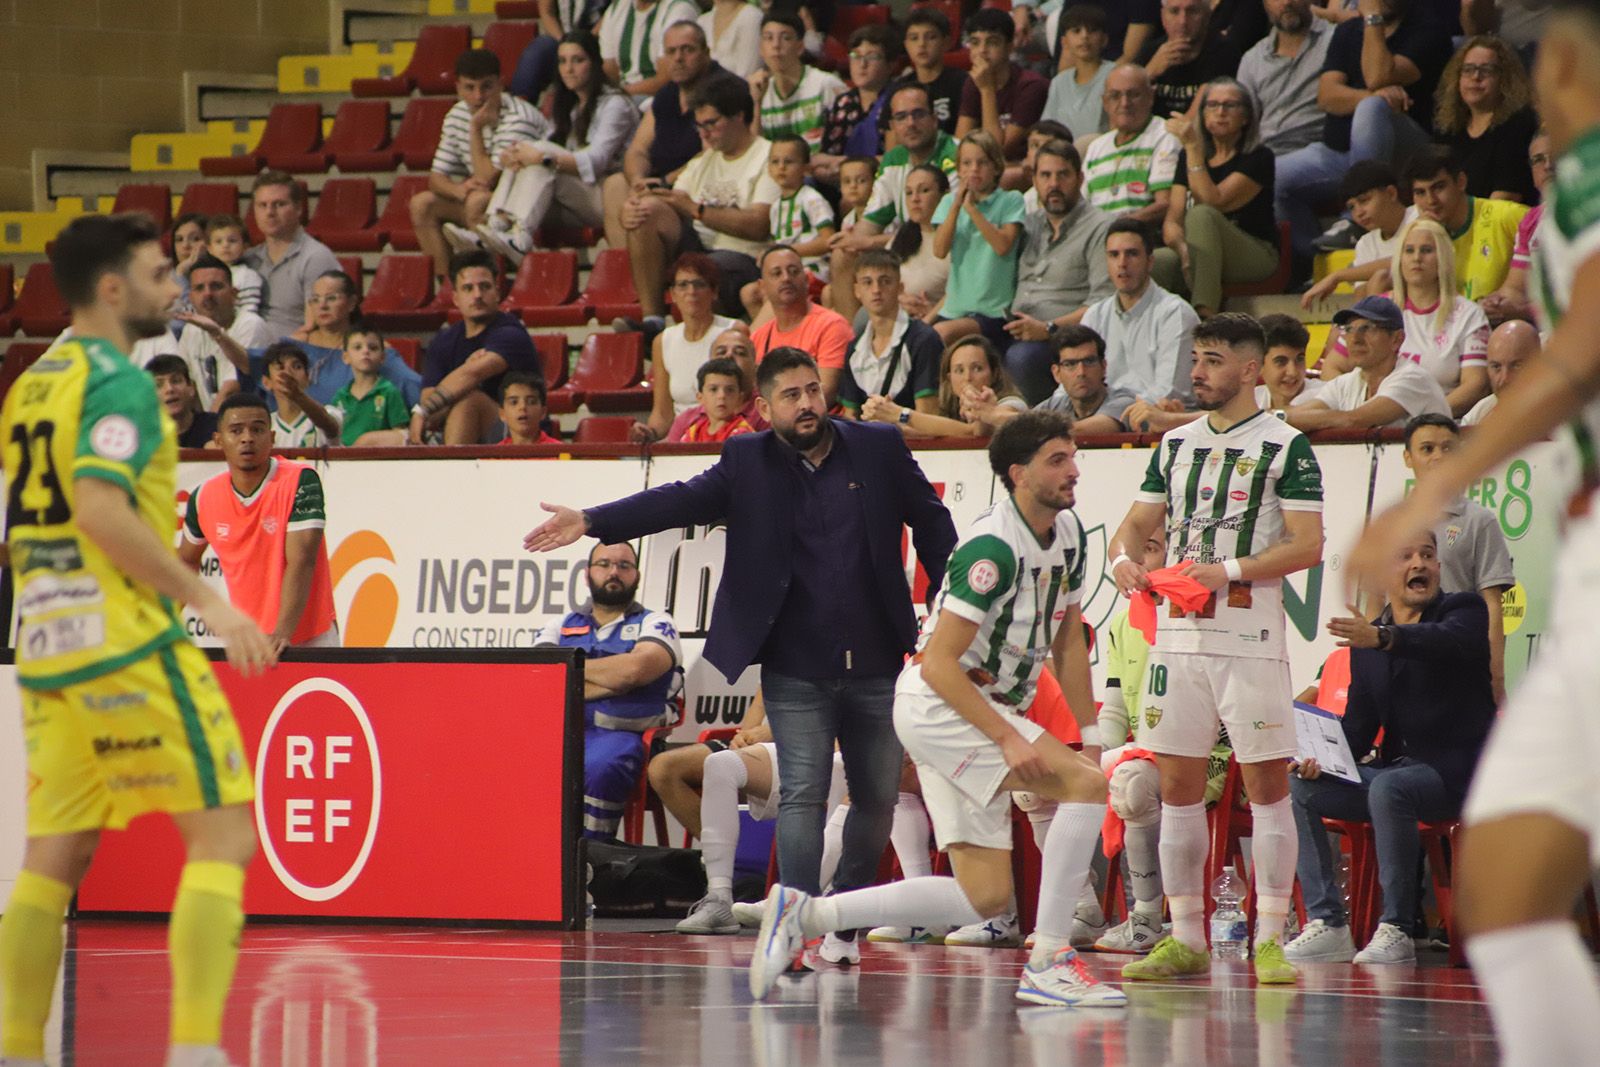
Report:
47,919,1503,1065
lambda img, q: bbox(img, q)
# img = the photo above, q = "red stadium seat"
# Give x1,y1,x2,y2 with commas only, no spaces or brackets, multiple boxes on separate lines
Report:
913,0,962,38
0,264,15,336
384,98,456,172
306,178,382,251
12,265,69,338
831,4,889,42
1221,221,1294,300
376,174,432,252
362,254,438,330
507,251,587,326
581,248,642,324
572,333,648,412
0,342,50,405
573,416,636,443
943,47,971,70
532,224,602,248
199,103,323,177
112,183,172,231
336,256,365,297
387,336,422,369
483,21,538,84
494,0,539,17
177,182,240,222
276,100,392,173
352,24,471,96
532,333,568,389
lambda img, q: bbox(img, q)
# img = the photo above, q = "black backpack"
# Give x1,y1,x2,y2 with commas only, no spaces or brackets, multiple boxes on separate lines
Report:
584,839,708,918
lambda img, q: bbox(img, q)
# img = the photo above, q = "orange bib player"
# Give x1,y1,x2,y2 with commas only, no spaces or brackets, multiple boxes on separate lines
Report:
180,393,338,648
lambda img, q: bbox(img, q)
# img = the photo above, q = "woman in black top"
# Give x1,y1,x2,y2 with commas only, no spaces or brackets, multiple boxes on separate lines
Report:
1160,77,1278,317
1434,35,1539,203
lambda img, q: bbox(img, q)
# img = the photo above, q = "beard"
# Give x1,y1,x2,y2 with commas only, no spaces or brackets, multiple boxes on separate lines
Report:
128,309,172,340
1275,5,1310,33
1194,384,1239,411
591,576,638,608
776,411,830,453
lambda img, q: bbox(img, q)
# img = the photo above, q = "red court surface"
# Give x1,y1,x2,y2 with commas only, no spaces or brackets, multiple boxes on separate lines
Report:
53,919,1502,1065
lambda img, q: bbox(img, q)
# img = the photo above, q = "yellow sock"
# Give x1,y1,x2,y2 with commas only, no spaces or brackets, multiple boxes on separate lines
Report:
168,861,246,1047
0,869,73,1060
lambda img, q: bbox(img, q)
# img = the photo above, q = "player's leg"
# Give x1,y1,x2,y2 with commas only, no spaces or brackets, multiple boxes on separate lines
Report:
817,753,850,892
646,743,712,838
1097,758,1165,953
679,745,773,935
1237,757,1298,956
582,726,645,840
0,832,98,1065
891,756,932,879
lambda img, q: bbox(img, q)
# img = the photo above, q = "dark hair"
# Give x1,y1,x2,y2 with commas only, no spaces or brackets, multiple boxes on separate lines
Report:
1339,160,1402,204
770,133,812,163
250,170,306,207
856,248,902,275
344,322,384,348
218,391,271,420
146,354,192,382
1055,323,1105,359
1403,411,1461,449
664,18,708,47
670,251,721,288
761,10,806,38
888,163,949,260
313,268,363,323
755,346,819,397
887,80,935,114
587,540,639,567
841,155,878,179
186,253,232,282
696,356,747,392
1032,119,1074,144
849,23,900,60
1060,4,1108,34
990,410,1075,491
172,212,207,238
454,47,502,80
49,213,163,308
758,243,803,270
966,7,1015,42
902,6,951,38
1191,311,1266,359
1403,143,1465,189
204,213,246,238
263,340,309,372
1034,138,1081,172
500,370,547,404
449,248,499,284
690,73,756,124
1106,216,1154,254
553,31,613,147
1259,312,1310,352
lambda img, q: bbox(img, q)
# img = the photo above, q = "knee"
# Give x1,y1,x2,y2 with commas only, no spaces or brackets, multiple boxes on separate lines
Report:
408,191,436,225
1365,773,1415,820
1185,203,1223,234
1110,760,1162,828
646,749,685,792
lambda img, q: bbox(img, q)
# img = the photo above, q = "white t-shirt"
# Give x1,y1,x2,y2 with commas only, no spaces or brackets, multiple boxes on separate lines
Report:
675,137,783,257
1397,297,1490,390
1462,392,1497,426
1352,205,1418,267
769,186,835,277
598,0,701,87
660,314,738,413
176,310,274,410
699,3,764,78
1255,378,1323,413
1309,359,1451,427
273,411,340,449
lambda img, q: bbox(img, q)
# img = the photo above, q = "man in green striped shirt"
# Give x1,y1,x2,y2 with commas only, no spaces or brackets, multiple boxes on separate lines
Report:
1080,64,1179,227
754,11,845,148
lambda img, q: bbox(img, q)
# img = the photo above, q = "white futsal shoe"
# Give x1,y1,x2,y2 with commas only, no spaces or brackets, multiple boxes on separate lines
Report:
818,931,862,965
732,900,767,927
1094,912,1164,954
1071,901,1110,949
1353,923,1417,965
945,912,1021,947
1282,919,1357,963
750,885,814,999
1016,948,1129,1008
677,893,741,935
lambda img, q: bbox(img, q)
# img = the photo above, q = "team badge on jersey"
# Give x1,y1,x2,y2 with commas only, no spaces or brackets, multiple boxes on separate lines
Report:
1144,705,1163,729
263,517,279,535
1444,524,1462,546
1234,457,1257,476
967,559,1000,594
89,415,138,461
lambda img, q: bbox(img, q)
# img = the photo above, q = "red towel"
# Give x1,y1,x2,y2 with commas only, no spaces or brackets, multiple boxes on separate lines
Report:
1127,564,1216,642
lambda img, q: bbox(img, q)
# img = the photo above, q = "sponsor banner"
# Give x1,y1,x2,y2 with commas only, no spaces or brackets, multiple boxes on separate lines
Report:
74,654,581,924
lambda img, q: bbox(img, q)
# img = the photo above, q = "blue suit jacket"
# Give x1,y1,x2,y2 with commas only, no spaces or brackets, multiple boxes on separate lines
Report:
585,419,958,682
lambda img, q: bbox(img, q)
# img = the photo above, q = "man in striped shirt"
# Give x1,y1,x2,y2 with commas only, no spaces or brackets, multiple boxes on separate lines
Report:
1080,64,1179,228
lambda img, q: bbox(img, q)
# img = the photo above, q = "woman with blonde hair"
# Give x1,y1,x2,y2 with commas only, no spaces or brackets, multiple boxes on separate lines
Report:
862,335,1025,437
1434,35,1539,203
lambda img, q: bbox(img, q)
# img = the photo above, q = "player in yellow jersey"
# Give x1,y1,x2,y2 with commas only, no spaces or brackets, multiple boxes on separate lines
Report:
0,214,276,1067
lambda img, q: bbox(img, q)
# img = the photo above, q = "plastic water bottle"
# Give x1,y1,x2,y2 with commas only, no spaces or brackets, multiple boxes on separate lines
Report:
1210,870,1248,961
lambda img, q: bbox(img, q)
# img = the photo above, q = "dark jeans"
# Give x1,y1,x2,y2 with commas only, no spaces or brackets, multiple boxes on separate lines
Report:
761,670,903,896
1290,759,1458,928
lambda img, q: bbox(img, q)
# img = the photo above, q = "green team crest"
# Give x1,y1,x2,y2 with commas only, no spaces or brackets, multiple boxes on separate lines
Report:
1144,705,1163,730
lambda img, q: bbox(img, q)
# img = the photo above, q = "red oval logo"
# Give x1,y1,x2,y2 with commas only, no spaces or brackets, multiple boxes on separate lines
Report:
1230,490,1248,501
254,679,382,902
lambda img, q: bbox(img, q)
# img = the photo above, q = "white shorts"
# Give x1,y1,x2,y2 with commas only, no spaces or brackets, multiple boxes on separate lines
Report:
894,672,1044,850
745,742,782,822
1135,651,1295,763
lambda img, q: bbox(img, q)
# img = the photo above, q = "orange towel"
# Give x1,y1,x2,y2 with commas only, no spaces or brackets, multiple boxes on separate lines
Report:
1127,564,1216,642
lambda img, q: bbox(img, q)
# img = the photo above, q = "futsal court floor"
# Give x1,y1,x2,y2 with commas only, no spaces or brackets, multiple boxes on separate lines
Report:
52,918,1501,1065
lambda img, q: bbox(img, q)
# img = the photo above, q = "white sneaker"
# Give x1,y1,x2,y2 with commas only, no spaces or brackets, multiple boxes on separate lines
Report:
475,222,531,264
1094,912,1163,954
676,893,740,935
866,924,943,943
749,885,812,1000
945,913,1021,947
1016,948,1128,1008
441,222,482,252
731,900,766,927
1354,922,1417,964
1282,919,1357,963
818,931,861,965
1071,902,1109,949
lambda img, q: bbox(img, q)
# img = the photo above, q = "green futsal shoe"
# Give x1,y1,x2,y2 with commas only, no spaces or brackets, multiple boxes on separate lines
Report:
1120,936,1211,980
1253,937,1299,985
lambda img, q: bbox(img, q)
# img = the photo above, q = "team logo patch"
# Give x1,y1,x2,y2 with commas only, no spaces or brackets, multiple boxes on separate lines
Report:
1200,487,1215,501
89,415,138,461
1444,524,1462,546
1230,490,1248,501
967,559,1000,594
263,517,279,535
1234,457,1257,476
1144,705,1163,729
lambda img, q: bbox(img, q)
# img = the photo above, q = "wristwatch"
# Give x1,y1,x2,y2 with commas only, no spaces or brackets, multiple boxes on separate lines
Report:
898,408,913,425
1363,13,1385,26
1376,624,1395,651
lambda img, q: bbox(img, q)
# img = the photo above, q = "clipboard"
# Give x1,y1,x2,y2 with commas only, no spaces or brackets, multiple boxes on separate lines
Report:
1292,701,1361,783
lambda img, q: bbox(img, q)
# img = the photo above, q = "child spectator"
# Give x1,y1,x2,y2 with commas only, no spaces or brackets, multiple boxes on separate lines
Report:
262,341,343,448
327,325,411,446
205,215,264,315
499,371,563,444
1018,120,1075,209
931,130,1026,345
171,212,208,280
673,358,757,442
147,354,219,450
885,6,967,134
1043,5,1114,144
753,11,845,148
836,156,878,232
741,136,835,318
1256,313,1323,414
1300,162,1416,309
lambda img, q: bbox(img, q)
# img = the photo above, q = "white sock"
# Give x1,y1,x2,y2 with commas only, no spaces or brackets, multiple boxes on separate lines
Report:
819,804,849,892
1250,796,1297,947
1030,801,1105,966
1026,801,1056,853
1125,820,1164,919
699,749,747,896
1467,921,1600,1067
1159,801,1210,951
805,876,984,937
890,793,933,879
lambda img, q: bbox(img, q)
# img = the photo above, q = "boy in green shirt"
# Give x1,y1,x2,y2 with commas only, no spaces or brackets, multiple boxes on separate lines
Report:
329,325,409,446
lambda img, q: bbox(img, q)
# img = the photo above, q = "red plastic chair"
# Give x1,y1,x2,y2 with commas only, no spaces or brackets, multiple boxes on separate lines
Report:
385,98,456,172
0,342,50,404
532,224,603,248
547,332,642,413
484,21,539,84
11,265,69,338
574,416,637,443
623,695,687,845
112,183,172,231
375,174,432,251
361,254,437,330
336,256,365,297
178,182,240,222
387,336,421,369
532,333,569,390
495,0,539,16
831,4,889,42
1223,221,1294,300
0,264,16,336
276,99,392,173
200,103,323,177
352,24,472,96
306,178,382,251
507,250,587,325
581,248,642,324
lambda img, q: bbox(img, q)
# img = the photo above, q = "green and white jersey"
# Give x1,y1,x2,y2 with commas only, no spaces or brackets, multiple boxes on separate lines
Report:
1136,410,1323,659
759,66,846,147
915,497,1087,713
1533,125,1600,508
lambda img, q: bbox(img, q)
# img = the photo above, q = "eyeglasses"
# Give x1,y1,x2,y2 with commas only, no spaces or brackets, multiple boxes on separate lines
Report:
672,278,711,291
694,116,724,133
590,560,638,573
1339,323,1394,340
1460,63,1499,79
1104,89,1148,103
1530,152,1551,169
891,107,931,123
1202,99,1247,112
849,50,886,63
1055,356,1103,370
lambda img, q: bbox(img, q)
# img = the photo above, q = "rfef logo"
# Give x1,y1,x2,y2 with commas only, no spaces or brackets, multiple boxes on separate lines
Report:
330,531,399,647
254,678,383,902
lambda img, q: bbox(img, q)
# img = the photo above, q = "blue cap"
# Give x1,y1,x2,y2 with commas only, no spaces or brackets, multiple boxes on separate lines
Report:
1332,295,1404,331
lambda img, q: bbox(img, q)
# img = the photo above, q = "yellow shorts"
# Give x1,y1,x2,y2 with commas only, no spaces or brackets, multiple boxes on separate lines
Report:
21,640,255,836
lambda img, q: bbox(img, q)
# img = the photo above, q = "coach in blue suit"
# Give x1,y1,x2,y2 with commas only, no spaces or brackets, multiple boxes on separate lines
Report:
526,346,957,902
